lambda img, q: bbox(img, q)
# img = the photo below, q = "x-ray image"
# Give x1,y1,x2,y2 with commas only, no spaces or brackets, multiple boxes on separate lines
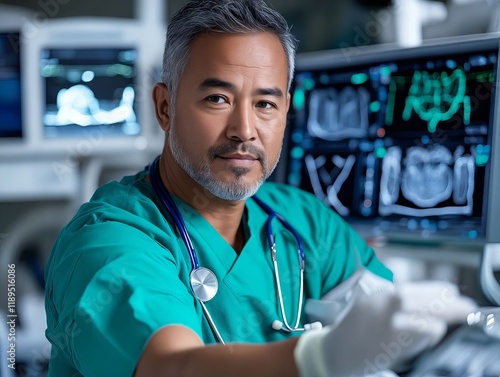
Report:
304,153,357,217
41,47,140,138
379,145,475,217
307,86,370,141
44,85,137,128
302,145,380,219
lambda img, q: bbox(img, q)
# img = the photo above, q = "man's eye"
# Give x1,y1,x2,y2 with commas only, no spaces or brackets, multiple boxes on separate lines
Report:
256,101,275,109
206,95,226,104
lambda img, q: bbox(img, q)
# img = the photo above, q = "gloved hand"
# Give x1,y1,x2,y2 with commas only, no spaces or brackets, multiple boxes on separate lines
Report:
396,280,478,326
304,268,394,328
294,270,447,377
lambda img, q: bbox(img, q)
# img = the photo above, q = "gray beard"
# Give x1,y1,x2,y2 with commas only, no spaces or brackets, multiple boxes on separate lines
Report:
168,122,280,201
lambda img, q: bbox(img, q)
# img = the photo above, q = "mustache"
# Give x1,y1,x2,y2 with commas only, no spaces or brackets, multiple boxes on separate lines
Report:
208,143,267,163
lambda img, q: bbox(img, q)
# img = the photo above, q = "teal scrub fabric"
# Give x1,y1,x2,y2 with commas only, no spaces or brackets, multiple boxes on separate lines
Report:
44,170,392,377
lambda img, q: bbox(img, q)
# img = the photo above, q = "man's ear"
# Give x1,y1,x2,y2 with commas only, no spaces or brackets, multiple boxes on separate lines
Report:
152,82,172,133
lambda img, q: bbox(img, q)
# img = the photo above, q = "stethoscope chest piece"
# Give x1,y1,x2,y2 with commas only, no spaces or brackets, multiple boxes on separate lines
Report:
190,267,218,302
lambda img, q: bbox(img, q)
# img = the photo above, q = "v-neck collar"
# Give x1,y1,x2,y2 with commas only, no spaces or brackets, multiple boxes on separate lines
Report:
170,195,271,279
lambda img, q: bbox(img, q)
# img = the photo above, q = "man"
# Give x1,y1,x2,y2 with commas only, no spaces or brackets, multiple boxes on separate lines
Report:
44,1,460,376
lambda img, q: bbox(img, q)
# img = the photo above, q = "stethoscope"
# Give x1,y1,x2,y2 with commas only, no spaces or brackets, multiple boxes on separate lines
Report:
148,157,322,344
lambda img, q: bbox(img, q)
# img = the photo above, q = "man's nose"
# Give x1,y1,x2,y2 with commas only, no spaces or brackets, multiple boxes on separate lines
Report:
226,103,257,142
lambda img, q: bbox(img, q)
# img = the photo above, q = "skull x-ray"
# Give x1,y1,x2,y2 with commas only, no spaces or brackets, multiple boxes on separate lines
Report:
379,145,475,216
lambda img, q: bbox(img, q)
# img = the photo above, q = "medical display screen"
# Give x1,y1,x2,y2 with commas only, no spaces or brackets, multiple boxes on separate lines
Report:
40,47,140,138
0,32,22,138
286,44,498,242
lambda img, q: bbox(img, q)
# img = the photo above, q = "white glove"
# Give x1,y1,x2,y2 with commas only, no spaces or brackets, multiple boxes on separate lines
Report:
294,270,447,377
304,268,394,328
396,280,478,326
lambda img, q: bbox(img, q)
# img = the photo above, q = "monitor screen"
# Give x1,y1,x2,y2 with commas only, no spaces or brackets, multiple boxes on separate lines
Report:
0,32,22,138
284,38,499,244
40,47,140,138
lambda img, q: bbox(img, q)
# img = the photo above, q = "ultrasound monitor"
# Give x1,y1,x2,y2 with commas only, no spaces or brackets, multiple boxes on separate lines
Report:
41,47,139,138
15,17,165,156
283,35,500,246
0,32,22,138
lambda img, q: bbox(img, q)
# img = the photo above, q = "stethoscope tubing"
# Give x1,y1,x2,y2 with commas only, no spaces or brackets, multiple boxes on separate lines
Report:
148,156,307,341
252,196,306,270
150,157,200,269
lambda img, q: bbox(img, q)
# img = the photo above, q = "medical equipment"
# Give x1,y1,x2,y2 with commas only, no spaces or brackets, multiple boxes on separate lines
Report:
467,306,500,338
281,34,500,249
5,17,163,159
408,319,500,377
148,157,321,343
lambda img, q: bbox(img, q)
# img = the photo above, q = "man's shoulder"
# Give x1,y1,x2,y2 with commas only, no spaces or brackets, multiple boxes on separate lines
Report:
51,169,164,259
70,169,156,227
91,169,150,202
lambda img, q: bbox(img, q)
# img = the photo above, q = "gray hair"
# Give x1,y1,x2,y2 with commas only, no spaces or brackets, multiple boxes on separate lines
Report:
161,0,298,108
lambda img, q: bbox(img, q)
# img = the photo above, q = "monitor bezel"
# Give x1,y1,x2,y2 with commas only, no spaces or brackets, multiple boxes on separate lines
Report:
0,5,34,143
0,30,23,139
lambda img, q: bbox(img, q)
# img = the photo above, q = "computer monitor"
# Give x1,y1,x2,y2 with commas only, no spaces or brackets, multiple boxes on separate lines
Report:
0,31,22,139
19,17,164,156
281,34,500,246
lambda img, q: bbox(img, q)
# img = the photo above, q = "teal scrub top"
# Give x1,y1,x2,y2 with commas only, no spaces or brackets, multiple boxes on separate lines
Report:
44,170,392,377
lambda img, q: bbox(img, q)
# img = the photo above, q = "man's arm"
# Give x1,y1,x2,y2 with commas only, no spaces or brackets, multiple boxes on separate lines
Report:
134,325,300,377
135,271,456,377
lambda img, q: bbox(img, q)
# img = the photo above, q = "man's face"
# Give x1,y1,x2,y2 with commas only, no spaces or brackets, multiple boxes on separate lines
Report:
167,32,290,201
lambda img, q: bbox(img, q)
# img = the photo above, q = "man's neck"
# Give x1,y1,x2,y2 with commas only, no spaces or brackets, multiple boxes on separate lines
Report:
202,205,246,254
